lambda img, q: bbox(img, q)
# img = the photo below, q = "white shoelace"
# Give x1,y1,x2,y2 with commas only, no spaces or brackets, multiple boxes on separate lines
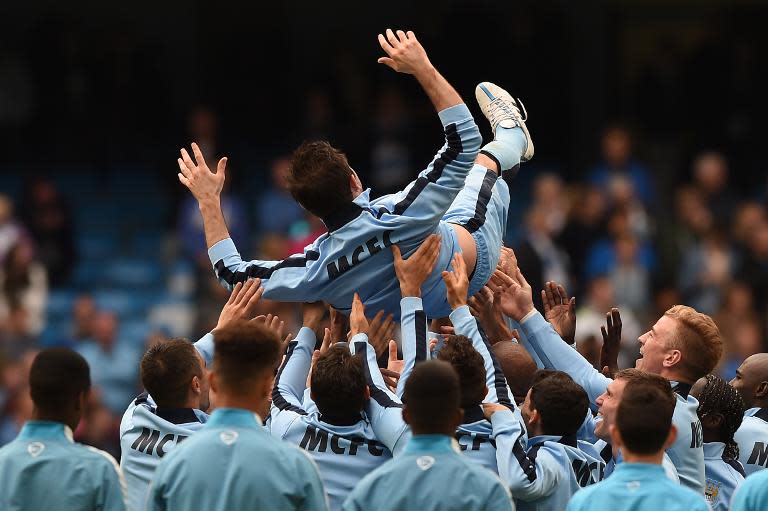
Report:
486,97,525,128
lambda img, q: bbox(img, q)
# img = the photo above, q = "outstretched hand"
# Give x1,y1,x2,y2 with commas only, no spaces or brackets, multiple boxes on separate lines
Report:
177,142,227,204
215,279,264,330
392,234,441,297
442,252,470,310
600,308,622,378
488,268,535,322
468,286,515,345
377,29,433,77
349,293,369,338
368,310,396,359
541,281,577,345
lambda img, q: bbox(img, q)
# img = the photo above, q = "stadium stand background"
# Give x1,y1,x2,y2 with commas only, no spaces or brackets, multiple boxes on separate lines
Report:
1,0,767,457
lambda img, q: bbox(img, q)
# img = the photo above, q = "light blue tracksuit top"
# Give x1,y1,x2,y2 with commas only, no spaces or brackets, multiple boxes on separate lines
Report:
208,103,482,319
702,442,745,511
396,298,525,473
566,463,710,511
149,408,328,511
731,468,768,511
734,407,768,476
0,421,128,511
519,310,705,492
119,331,215,511
342,435,514,511
269,326,409,510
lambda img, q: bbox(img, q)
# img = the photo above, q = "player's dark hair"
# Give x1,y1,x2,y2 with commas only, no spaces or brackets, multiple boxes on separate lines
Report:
213,321,282,395
696,374,745,461
311,345,367,420
616,379,676,455
437,335,486,409
529,370,589,437
403,360,460,434
141,339,203,408
286,141,354,219
29,348,91,417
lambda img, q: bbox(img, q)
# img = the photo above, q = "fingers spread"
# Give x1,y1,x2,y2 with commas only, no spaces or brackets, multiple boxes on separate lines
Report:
377,34,394,55
385,28,400,48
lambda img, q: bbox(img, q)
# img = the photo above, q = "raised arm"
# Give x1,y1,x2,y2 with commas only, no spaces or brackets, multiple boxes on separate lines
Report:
371,30,481,227
348,294,410,456
486,404,562,501
391,235,440,396
491,268,611,405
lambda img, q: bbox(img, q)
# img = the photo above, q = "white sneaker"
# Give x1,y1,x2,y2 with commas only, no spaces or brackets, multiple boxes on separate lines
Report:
475,82,534,162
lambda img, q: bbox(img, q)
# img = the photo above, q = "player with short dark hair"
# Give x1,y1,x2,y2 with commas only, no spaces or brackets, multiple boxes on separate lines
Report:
487,370,605,510
566,380,709,511
150,320,328,511
730,353,768,475
178,29,533,321
690,374,746,511
342,360,513,511
309,345,368,421
120,278,263,510
492,340,538,405
0,348,128,511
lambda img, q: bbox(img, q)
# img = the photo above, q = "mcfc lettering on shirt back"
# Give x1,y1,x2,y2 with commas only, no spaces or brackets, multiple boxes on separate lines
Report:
735,408,768,475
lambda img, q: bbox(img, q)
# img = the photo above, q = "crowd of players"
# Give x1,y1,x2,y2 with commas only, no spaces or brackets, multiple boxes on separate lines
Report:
2,29,768,511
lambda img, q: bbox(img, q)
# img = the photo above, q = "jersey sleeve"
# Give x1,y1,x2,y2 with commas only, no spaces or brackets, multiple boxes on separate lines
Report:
90,448,128,511
350,333,411,456
491,409,562,500
396,297,429,398
208,237,320,300
271,328,316,420
296,450,330,511
370,104,481,236
484,482,515,511
519,310,611,405
193,332,215,367
450,305,517,410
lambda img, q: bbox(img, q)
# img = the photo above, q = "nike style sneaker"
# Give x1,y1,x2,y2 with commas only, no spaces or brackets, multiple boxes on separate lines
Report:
475,82,534,162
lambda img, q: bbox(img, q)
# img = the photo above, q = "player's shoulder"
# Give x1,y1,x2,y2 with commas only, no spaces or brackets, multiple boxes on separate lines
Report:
81,444,122,474
661,476,709,505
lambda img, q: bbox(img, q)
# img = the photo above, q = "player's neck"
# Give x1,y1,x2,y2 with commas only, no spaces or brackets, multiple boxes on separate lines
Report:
621,449,665,465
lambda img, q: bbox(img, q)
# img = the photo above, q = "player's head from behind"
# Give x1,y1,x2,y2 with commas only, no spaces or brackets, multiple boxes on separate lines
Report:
402,360,463,436
636,305,723,384
691,374,745,461
521,370,588,439
612,378,677,459
492,340,537,405
212,320,282,418
286,141,363,220
729,352,768,408
29,348,91,430
437,335,487,412
141,339,210,413
310,344,369,422
594,369,672,442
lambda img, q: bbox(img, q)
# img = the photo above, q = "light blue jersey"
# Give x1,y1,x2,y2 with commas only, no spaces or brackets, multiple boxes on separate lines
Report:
731,469,768,511
0,421,127,511
342,435,514,511
119,332,214,510
702,442,745,511
208,103,484,319
594,438,679,482
566,463,709,511
491,409,605,511
270,327,408,510
734,407,768,475
149,408,328,511
519,310,705,492
397,299,524,473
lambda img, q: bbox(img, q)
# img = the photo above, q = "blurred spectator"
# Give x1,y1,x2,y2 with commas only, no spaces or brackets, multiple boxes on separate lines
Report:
588,125,655,207
691,151,737,226
286,212,326,256
719,318,763,380
558,186,607,295
574,276,642,370
188,106,219,165
0,195,24,264
678,229,735,315
515,204,571,311
0,350,35,446
715,282,759,377
75,311,140,416
737,219,768,317
609,233,650,313
0,239,47,338
70,294,96,343
585,208,655,283
369,87,413,194
19,177,76,286
256,156,304,235
532,173,568,237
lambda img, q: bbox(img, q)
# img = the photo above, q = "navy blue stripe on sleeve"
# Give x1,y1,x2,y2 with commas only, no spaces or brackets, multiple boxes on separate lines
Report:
477,323,515,410
392,124,461,216
272,341,307,415
415,310,427,363
513,433,539,483
214,250,320,286
461,169,497,234
355,341,403,409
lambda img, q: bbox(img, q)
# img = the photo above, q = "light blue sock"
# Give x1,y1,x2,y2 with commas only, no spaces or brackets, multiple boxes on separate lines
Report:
480,126,527,174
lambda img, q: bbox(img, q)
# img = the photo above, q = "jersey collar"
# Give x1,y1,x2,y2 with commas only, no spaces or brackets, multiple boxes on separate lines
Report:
404,434,460,455
19,421,74,443
670,381,692,400
702,441,726,460
461,405,486,425
207,408,263,429
612,462,666,480
155,407,205,425
321,189,371,232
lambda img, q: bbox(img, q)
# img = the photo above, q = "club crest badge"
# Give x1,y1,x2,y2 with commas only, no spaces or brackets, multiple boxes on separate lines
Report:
416,455,435,471
27,442,45,458
220,430,239,446
704,479,721,503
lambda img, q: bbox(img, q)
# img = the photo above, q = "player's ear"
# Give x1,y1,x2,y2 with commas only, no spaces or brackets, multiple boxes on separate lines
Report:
755,381,768,399
665,424,678,449
191,375,201,395
402,406,412,426
609,424,623,449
